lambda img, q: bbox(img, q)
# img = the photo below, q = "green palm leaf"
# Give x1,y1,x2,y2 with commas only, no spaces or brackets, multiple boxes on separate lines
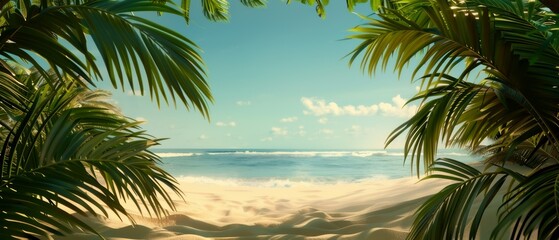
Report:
1,70,181,239
347,0,559,238
0,0,213,117
494,165,559,240
408,158,510,240
349,0,559,173
240,0,266,7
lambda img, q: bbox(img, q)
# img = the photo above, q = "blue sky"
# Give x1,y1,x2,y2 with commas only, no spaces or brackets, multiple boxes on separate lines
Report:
109,1,420,150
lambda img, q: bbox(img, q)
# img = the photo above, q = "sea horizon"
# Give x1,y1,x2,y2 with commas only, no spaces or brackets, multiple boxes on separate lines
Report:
153,148,479,187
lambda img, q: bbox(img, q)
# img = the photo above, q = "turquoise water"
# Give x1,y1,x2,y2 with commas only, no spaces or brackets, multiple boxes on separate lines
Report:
154,149,478,187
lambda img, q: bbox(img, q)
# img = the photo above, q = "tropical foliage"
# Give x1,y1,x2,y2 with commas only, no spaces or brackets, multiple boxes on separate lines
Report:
0,0,217,238
349,0,559,239
1,69,182,239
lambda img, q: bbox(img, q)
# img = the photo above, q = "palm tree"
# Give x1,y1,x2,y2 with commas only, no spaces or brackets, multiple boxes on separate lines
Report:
0,0,219,238
349,0,559,239
0,0,213,115
1,69,183,238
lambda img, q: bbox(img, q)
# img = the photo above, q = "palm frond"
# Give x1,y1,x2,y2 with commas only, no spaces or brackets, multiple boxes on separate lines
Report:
494,165,559,240
407,158,510,240
386,76,484,175
1,70,182,238
349,1,559,239
349,0,559,174
286,0,399,18
199,0,229,21
240,0,266,8
474,133,559,168
0,0,214,117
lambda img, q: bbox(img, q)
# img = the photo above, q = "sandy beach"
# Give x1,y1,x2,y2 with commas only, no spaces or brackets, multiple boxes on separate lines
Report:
54,176,460,240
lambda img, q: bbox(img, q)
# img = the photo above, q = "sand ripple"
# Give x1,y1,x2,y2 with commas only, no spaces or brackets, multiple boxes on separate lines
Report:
54,177,449,240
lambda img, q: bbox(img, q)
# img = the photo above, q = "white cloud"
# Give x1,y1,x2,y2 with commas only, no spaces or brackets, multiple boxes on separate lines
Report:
126,89,146,97
126,90,143,96
261,137,273,142
199,134,208,140
135,117,147,123
378,95,417,118
301,97,378,116
415,86,421,92
318,117,328,124
271,127,288,136
346,125,361,134
298,126,306,136
319,129,334,135
236,100,252,106
280,117,298,123
216,121,237,127
301,95,417,118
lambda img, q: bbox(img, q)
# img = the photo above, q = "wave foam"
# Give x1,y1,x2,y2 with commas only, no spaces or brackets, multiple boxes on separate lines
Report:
208,151,319,157
207,150,400,158
156,150,470,159
175,175,397,188
157,152,200,158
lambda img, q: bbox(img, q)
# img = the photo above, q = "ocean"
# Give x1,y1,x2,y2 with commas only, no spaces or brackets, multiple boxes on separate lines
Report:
154,149,478,187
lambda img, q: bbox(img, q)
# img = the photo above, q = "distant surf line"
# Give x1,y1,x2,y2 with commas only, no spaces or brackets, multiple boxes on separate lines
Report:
155,150,469,158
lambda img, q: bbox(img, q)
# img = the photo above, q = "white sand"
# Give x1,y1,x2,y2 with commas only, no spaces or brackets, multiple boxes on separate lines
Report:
54,176,457,240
